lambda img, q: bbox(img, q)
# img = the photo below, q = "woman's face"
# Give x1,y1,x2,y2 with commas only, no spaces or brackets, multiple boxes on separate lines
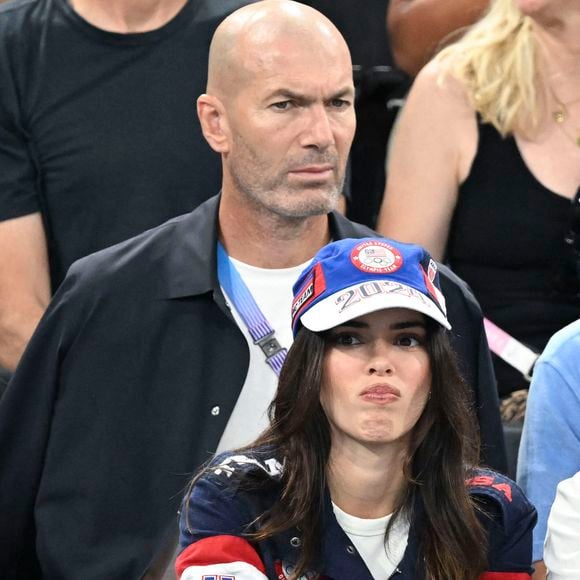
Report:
515,0,576,21
321,308,432,451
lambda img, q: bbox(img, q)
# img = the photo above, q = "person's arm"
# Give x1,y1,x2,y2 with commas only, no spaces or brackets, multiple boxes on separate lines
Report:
0,265,79,573
177,535,267,580
377,59,477,261
470,471,537,577
0,213,50,370
387,0,489,77
517,359,580,569
177,468,267,580
532,560,547,579
0,30,50,371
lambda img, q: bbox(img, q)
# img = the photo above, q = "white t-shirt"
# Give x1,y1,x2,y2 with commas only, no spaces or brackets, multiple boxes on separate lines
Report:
544,471,580,580
332,502,410,580
216,257,311,452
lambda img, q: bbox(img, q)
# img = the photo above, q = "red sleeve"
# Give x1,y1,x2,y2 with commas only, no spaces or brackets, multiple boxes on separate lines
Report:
176,534,267,579
479,573,532,579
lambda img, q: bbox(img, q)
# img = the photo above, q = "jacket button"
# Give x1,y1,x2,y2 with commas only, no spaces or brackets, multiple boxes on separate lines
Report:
211,406,220,416
290,536,301,547
346,545,356,555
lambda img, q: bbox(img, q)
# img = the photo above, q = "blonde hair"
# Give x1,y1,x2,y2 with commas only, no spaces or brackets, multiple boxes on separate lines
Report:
436,0,541,137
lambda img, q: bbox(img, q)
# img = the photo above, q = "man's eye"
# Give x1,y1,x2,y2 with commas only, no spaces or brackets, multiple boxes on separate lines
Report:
330,99,350,109
271,101,292,110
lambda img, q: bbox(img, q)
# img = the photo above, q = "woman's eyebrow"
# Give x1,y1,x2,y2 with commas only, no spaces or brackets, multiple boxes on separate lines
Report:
333,319,427,331
334,320,368,329
390,320,427,330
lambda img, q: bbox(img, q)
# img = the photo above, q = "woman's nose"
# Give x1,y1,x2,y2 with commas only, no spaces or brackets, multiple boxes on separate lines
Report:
366,342,394,375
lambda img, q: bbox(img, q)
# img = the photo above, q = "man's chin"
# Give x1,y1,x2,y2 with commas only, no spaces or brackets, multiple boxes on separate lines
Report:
280,202,337,219
277,189,341,218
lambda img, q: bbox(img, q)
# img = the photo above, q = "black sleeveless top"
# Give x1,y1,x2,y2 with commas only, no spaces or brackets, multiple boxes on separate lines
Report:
447,121,580,396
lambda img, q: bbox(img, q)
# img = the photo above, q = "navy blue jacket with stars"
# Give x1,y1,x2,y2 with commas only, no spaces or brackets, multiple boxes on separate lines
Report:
177,449,536,580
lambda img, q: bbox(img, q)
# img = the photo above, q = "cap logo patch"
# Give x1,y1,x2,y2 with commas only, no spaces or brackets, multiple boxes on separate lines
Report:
420,259,447,314
427,259,437,282
292,281,314,318
291,262,326,326
351,240,403,274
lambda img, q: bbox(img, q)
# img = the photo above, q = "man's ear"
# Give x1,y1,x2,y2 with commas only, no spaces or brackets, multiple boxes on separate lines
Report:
197,94,230,153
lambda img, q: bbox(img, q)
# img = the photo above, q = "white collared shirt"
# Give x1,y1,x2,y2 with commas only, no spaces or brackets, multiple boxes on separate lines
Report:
544,471,580,579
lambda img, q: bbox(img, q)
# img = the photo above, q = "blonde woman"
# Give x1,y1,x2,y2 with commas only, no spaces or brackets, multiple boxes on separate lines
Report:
378,0,580,405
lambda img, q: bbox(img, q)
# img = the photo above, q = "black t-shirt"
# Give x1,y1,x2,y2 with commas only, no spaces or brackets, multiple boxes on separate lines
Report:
448,121,580,396
0,0,249,288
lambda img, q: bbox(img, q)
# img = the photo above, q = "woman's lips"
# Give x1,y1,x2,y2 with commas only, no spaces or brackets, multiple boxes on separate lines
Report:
360,384,401,404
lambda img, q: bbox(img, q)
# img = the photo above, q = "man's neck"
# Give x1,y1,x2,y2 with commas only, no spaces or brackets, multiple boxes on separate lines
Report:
69,0,187,33
218,196,333,269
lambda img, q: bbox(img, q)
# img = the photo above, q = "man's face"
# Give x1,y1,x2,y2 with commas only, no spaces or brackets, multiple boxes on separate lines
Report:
223,35,356,219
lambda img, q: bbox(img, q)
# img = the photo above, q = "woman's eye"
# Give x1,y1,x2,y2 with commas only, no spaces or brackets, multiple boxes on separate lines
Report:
396,335,423,348
330,333,361,346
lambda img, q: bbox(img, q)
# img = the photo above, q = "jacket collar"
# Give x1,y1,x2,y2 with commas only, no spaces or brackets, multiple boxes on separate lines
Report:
162,193,367,299
319,489,423,579
162,193,221,299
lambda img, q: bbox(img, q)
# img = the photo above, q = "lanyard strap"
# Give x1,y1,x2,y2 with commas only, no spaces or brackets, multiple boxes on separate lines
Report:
217,242,288,376
483,318,539,382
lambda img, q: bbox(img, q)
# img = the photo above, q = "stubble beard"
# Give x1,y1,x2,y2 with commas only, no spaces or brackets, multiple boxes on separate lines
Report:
229,139,345,220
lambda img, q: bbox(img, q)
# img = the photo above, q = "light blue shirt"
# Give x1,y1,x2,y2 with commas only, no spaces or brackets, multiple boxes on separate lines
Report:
517,319,580,563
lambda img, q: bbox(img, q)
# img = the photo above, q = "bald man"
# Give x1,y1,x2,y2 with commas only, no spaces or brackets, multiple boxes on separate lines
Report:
0,1,504,578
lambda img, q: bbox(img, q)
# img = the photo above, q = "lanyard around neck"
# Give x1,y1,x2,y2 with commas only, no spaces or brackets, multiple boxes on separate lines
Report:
217,242,288,376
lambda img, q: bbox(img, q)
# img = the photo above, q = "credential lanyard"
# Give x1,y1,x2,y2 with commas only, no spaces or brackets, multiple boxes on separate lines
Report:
483,318,539,382
217,242,288,376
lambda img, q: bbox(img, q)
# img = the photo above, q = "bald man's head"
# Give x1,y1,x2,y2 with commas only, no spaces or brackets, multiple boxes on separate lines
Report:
206,0,352,100
197,0,355,220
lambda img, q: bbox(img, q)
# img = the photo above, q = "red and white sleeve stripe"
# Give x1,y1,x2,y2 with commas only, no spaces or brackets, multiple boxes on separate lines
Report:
479,573,532,579
176,535,268,580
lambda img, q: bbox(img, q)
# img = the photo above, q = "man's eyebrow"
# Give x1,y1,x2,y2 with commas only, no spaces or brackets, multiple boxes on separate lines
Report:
329,87,355,100
264,89,305,101
264,86,355,102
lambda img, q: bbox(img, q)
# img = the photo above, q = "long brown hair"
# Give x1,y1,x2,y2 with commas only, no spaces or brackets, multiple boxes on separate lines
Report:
189,321,488,578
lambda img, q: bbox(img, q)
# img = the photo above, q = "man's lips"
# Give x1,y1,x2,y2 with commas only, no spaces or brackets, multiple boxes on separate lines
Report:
289,164,334,175
360,384,401,403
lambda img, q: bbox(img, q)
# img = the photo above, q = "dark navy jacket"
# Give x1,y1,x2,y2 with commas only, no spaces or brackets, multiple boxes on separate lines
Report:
178,450,536,579
0,195,505,578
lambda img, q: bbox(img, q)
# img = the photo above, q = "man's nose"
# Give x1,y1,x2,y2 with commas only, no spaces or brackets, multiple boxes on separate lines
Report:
300,104,334,150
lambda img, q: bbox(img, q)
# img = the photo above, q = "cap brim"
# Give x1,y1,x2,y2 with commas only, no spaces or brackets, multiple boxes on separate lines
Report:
300,281,452,332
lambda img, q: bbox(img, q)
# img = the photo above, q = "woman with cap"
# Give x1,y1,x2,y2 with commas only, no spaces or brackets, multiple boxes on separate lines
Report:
175,238,536,580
